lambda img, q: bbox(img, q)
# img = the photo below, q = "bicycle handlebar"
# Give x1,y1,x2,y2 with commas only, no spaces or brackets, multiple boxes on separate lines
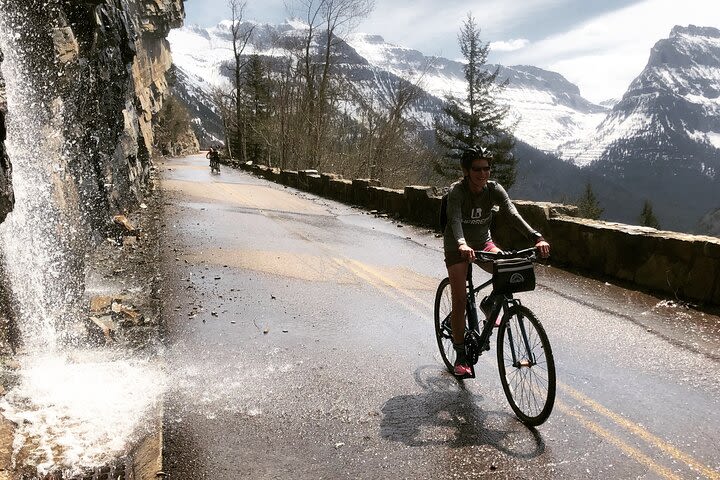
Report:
473,246,538,262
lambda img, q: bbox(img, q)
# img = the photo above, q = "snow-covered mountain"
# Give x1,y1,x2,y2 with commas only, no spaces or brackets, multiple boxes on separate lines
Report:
168,21,607,155
581,25,720,232
561,25,720,169
346,33,608,154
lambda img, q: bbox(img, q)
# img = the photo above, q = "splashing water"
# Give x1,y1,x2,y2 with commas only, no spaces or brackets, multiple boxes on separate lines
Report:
0,4,166,475
0,3,84,353
0,351,166,475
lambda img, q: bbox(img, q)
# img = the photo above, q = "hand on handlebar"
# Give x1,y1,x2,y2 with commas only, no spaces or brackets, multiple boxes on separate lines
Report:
535,239,550,258
473,244,547,262
458,243,475,262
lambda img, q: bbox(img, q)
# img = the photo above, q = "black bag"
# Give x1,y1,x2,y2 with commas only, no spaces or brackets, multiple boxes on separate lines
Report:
492,258,535,294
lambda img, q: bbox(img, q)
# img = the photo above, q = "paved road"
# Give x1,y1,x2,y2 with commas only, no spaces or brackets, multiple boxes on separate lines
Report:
159,154,720,479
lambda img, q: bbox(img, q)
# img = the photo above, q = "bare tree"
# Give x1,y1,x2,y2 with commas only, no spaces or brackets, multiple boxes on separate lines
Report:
226,0,256,162
286,0,374,169
210,86,236,159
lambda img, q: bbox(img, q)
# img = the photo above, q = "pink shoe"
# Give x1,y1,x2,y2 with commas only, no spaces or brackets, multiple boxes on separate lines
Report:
453,363,472,377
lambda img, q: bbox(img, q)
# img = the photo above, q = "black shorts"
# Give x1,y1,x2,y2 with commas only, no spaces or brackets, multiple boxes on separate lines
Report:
444,241,498,268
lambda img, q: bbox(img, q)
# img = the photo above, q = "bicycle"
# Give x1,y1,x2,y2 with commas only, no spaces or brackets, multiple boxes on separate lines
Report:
210,159,221,174
433,247,556,426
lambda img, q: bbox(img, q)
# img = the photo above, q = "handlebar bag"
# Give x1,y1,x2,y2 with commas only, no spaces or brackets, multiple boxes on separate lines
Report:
492,258,535,294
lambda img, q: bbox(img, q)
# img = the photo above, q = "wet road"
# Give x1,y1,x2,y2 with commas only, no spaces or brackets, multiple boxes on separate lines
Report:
159,154,720,479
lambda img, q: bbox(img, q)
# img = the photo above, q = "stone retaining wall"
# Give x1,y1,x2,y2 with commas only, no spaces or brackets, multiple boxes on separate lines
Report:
240,162,720,306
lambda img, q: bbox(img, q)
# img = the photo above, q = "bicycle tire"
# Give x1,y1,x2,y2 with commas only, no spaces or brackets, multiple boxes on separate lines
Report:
433,278,456,372
496,305,556,426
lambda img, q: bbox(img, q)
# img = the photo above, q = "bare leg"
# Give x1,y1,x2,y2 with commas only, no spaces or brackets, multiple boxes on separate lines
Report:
447,261,468,345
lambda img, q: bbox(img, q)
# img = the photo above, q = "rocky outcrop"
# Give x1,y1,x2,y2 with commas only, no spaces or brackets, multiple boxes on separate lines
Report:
0,1,187,472
0,0,189,351
0,0,190,231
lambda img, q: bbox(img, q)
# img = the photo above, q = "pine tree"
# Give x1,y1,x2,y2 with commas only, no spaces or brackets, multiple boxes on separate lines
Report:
576,183,604,220
243,54,272,165
153,95,192,156
638,200,660,229
434,13,515,187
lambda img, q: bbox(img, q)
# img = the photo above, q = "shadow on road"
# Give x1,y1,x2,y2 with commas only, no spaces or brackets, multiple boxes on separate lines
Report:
380,365,545,458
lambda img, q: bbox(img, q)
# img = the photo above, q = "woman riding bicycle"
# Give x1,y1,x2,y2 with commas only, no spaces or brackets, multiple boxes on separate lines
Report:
443,146,550,376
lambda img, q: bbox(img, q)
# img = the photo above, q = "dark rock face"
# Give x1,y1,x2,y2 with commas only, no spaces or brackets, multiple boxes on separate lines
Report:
0,63,13,224
0,0,187,232
0,0,187,351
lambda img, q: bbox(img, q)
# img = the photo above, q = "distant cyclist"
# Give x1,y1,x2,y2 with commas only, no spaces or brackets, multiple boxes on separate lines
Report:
443,146,550,376
206,146,220,173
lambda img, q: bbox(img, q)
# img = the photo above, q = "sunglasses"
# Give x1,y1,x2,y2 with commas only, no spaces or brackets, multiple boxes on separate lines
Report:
471,166,491,172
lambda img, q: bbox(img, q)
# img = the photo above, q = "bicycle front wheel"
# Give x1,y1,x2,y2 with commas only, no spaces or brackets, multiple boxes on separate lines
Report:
434,277,456,372
496,305,556,426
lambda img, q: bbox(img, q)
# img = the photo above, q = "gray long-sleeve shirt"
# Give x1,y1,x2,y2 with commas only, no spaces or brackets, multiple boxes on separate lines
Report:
443,178,539,252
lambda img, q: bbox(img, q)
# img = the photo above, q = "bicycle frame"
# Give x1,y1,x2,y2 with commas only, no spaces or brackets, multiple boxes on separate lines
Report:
464,263,523,363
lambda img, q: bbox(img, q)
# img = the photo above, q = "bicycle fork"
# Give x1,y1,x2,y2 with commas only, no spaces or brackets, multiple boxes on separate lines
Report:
503,301,537,368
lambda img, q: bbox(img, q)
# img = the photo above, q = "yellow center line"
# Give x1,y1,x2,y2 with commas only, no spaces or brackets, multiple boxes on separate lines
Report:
330,257,428,318
559,383,720,480
556,400,683,480
344,258,434,310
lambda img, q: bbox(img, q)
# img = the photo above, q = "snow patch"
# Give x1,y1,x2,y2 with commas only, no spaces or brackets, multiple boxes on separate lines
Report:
688,129,720,149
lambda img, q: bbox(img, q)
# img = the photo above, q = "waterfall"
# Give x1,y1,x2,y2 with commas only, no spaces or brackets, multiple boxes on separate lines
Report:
0,1,85,353
0,5,166,475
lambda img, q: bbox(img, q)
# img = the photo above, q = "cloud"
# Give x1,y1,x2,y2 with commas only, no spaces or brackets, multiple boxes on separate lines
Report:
495,0,720,103
490,39,530,52
357,0,568,57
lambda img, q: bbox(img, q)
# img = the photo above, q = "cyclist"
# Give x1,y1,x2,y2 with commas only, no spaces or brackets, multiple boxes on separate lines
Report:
443,146,550,376
206,146,220,172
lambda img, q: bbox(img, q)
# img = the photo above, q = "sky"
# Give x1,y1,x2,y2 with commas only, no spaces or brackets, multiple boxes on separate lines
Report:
182,0,720,103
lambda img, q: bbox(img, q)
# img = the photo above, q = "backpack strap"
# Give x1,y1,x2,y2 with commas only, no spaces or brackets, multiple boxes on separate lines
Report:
439,193,449,232
487,180,497,200
487,181,498,235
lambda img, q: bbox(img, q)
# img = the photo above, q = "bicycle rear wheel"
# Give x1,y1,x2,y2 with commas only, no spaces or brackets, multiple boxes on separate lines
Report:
434,278,456,372
496,305,556,426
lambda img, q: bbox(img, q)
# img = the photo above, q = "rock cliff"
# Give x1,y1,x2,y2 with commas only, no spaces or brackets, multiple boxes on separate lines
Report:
0,0,191,353
0,0,192,230
0,54,12,224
